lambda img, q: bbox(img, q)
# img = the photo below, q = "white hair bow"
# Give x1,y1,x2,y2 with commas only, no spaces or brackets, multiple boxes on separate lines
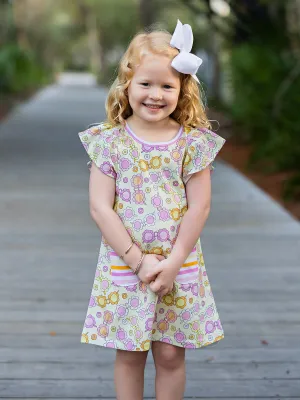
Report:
170,19,202,83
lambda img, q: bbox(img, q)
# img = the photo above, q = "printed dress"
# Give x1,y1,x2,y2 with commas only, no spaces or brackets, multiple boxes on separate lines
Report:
78,121,226,351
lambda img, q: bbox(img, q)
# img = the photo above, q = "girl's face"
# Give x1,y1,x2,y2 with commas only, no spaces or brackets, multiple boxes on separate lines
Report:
127,54,181,124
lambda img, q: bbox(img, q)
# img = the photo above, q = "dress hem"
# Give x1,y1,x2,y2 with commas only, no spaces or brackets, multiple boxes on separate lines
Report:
80,333,225,352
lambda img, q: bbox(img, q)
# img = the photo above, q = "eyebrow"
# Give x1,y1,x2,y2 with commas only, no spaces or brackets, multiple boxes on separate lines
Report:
137,78,177,85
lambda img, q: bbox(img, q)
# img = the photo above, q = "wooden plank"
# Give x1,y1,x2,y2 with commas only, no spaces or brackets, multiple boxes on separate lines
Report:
1,348,300,364
0,379,298,397
0,361,298,380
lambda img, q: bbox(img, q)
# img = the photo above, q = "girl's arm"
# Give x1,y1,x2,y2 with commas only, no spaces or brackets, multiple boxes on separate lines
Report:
89,162,142,270
167,166,211,269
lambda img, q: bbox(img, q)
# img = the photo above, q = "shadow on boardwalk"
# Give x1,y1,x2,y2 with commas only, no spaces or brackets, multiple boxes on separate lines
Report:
0,73,300,399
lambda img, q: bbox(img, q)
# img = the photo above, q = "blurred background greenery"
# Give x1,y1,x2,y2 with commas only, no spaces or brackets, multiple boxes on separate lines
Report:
1,0,300,201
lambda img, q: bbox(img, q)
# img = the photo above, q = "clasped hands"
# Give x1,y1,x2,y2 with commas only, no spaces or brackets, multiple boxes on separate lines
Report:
137,254,180,297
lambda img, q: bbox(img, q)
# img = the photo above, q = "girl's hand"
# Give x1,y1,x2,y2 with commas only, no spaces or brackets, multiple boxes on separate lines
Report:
148,259,181,297
137,254,165,284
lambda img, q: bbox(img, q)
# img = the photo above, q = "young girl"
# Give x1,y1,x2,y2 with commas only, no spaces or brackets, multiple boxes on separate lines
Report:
79,19,225,400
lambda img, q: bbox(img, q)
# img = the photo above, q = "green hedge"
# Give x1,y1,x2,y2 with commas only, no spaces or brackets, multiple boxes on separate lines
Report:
230,43,300,200
0,44,52,94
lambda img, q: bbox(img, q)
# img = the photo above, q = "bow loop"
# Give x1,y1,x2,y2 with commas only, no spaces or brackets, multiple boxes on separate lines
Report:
170,19,202,83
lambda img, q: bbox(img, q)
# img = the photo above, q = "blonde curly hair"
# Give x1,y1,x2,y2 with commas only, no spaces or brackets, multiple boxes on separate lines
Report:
105,28,211,129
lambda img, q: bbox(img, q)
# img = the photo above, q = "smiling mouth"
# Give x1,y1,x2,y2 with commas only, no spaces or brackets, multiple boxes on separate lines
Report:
143,103,165,109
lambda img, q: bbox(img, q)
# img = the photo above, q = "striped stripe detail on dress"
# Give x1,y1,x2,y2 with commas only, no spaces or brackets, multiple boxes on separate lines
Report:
109,246,199,287
175,246,199,284
110,251,139,286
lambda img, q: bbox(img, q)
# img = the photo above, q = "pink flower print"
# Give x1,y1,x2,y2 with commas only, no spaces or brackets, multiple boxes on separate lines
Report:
150,172,159,182
120,157,132,171
143,230,155,244
130,296,140,309
124,207,134,219
206,306,214,317
162,182,172,192
145,214,155,225
207,139,216,149
216,319,222,330
100,161,114,176
197,333,204,342
147,302,156,314
158,208,170,222
135,330,143,339
133,219,143,231
117,327,127,341
181,310,192,322
126,284,138,292
152,194,162,207
130,316,138,326
185,342,196,349
157,228,170,242
174,329,186,343
101,280,109,291
116,305,127,318
131,149,139,158
125,339,135,351
145,317,154,331
106,341,116,348
181,284,191,292
165,310,177,323
103,148,110,157
161,337,172,344
98,324,109,338
103,310,114,325
139,309,146,318
205,320,216,334
89,296,96,307
162,169,172,179
111,154,118,163
191,321,200,332
85,314,96,328
120,188,131,203
191,283,198,296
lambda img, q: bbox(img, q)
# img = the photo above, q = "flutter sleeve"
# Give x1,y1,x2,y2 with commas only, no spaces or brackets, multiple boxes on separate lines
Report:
182,127,226,185
78,122,117,179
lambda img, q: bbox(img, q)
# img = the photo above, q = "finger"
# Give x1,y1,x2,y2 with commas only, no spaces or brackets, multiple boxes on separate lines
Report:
155,255,165,261
146,270,158,280
159,289,168,298
150,280,162,293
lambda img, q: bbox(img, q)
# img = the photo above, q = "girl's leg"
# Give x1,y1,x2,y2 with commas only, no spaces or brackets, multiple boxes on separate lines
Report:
114,348,149,400
151,341,186,400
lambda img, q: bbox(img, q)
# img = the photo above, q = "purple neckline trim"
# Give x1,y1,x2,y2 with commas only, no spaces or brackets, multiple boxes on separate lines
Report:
125,122,183,146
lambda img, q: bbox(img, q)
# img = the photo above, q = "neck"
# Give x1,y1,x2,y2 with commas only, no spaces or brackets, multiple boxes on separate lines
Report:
126,115,172,132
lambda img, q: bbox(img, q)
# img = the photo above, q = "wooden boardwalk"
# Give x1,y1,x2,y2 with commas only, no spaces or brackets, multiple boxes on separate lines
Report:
1,74,300,399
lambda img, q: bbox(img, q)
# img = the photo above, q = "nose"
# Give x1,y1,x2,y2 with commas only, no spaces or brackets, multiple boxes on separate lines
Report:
149,88,163,101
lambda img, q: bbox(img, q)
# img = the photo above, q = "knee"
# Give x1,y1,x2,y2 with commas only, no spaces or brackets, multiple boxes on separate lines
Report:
153,343,185,371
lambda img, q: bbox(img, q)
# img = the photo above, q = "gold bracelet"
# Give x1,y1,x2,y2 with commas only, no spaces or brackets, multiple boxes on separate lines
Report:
134,252,145,275
120,240,134,260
